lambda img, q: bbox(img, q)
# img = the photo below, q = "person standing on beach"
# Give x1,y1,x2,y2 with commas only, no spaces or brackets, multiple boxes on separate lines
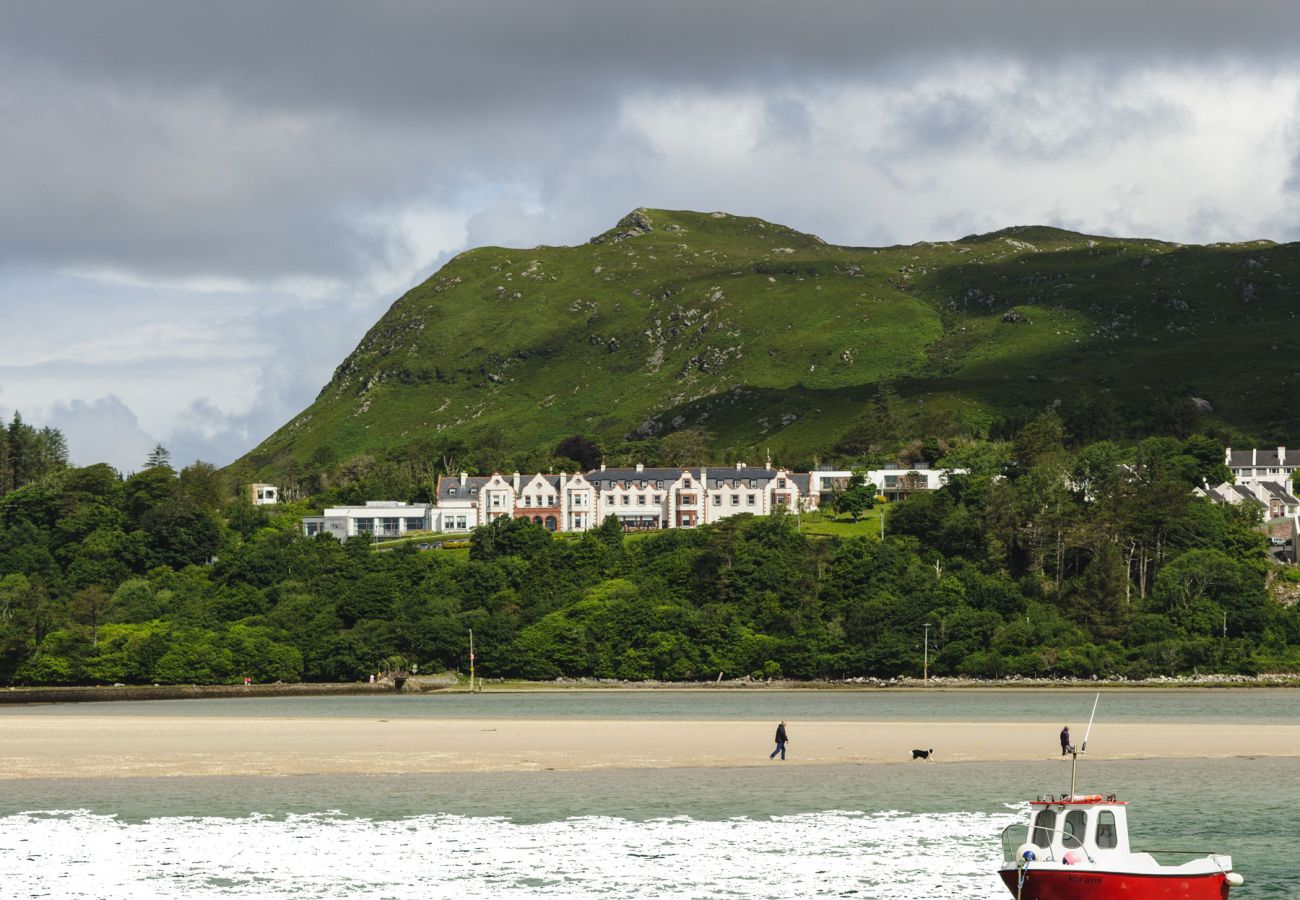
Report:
1060,725,1071,756
770,720,788,761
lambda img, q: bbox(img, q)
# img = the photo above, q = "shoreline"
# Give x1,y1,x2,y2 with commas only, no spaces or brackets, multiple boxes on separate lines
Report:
3,672,1299,706
2,716,1297,780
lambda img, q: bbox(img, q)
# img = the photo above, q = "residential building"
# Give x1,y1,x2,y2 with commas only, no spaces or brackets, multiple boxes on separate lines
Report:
248,483,279,505
1225,446,1299,488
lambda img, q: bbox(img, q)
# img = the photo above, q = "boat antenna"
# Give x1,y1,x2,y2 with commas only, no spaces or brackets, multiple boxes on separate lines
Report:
1081,692,1099,754
1069,692,1100,799
1071,691,1102,795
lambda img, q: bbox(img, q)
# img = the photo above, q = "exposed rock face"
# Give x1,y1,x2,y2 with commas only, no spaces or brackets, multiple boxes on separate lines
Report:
1001,310,1029,324
589,209,654,244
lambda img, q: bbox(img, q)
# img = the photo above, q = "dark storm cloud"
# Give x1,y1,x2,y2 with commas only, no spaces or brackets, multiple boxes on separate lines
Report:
2,0,1296,280
6,1,1300,106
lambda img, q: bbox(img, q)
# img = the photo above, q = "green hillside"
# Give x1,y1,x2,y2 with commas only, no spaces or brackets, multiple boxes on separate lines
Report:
237,208,1300,478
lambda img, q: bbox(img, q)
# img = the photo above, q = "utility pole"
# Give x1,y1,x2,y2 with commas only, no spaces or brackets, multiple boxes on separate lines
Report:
923,622,932,683
469,628,475,693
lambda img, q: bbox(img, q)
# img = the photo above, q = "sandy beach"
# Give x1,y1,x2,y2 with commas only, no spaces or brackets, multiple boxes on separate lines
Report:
2,715,1296,779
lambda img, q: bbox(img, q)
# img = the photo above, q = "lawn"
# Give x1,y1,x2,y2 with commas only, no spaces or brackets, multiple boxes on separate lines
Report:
795,508,884,539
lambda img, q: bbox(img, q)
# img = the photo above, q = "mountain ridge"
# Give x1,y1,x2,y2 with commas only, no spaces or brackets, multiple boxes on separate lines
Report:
234,208,1300,481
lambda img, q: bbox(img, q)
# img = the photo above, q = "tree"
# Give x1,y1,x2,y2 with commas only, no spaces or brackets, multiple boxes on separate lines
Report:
833,471,877,522
659,429,712,467
145,443,172,469
554,435,602,471
69,585,113,646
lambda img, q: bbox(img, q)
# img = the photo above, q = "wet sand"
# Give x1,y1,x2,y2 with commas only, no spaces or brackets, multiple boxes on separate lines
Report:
1,716,1296,779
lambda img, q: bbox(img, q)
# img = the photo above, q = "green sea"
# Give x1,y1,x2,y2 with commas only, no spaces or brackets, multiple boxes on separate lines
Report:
0,690,1292,898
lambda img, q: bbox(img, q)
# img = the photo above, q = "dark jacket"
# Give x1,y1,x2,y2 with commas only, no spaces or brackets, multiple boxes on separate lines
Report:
1060,728,1070,746
775,723,788,743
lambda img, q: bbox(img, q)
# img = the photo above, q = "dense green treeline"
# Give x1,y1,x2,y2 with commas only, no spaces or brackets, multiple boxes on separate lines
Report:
2,419,1299,685
0,412,68,495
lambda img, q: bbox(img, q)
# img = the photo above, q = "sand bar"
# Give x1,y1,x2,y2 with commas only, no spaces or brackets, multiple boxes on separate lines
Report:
2,716,1297,779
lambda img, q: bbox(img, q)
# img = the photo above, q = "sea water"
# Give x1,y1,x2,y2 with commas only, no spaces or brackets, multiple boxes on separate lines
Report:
0,693,1294,898
9,686,1298,723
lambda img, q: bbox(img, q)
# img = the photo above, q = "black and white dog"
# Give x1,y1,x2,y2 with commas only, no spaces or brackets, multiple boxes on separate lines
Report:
911,748,934,760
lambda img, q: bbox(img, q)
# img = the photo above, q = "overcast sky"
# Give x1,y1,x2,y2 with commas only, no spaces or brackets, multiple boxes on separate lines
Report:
2,1,1298,472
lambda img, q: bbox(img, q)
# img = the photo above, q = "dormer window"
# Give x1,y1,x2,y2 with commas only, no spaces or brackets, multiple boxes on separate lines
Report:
449,487,457,495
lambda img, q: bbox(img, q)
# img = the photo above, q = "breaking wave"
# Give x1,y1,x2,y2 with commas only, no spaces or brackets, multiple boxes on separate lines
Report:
1,807,1020,898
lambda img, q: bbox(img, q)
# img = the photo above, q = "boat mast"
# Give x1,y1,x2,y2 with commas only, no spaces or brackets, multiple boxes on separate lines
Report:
1069,692,1100,798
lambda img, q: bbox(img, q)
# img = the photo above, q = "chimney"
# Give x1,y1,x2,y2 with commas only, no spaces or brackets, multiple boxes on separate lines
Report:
1224,447,1231,466
601,461,606,472
460,472,467,486
1252,449,1257,466
512,472,520,492
559,472,567,489
736,461,744,470
1280,447,1287,467
636,463,644,472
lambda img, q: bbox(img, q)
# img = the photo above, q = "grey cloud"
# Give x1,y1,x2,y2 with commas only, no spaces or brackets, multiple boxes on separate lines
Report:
759,98,814,147
45,396,158,473
5,2,1300,110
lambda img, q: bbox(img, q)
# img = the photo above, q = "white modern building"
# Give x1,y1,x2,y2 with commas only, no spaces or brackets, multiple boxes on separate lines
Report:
302,501,435,539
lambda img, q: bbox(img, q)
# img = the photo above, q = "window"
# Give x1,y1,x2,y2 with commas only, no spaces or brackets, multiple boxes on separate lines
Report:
405,517,424,531
355,518,374,533
524,496,532,507
548,495,556,506
1032,810,1056,848
1063,810,1087,849
747,494,756,506
637,495,646,505
731,494,739,506
656,480,664,489
654,495,662,504
778,479,787,489
448,487,457,496
712,495,722,507
622,495,630,506
1095,811,1117,849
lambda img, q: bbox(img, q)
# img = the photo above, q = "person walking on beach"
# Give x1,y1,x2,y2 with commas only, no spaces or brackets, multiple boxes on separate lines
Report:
1060,725,1071,756
770,720,788,761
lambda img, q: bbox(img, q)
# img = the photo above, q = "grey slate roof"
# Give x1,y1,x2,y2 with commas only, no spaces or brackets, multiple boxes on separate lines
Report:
436,475,490,501
1261,481,1300,505
1228,448,1294,468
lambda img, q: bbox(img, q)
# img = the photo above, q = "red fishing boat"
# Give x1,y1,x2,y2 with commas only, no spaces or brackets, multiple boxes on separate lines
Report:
996,696,1243,899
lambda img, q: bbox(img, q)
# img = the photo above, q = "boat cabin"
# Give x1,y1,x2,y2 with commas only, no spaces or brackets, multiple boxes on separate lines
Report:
1004,794,1131,865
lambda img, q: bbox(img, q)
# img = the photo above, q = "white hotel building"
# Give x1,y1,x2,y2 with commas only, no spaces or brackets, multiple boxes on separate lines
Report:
302,463,958,538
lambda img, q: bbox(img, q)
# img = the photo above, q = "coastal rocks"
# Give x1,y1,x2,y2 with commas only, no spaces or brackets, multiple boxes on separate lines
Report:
1001,310,1029,324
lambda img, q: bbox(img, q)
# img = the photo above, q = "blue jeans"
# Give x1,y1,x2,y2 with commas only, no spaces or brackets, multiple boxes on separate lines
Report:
770,741,786,760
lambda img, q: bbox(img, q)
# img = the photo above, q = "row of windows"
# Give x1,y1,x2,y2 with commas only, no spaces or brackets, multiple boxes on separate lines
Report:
1031,809,1117,850
520,495,558,507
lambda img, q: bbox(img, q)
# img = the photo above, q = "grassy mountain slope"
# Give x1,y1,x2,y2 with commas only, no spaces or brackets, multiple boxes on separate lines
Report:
238,208,1300,476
